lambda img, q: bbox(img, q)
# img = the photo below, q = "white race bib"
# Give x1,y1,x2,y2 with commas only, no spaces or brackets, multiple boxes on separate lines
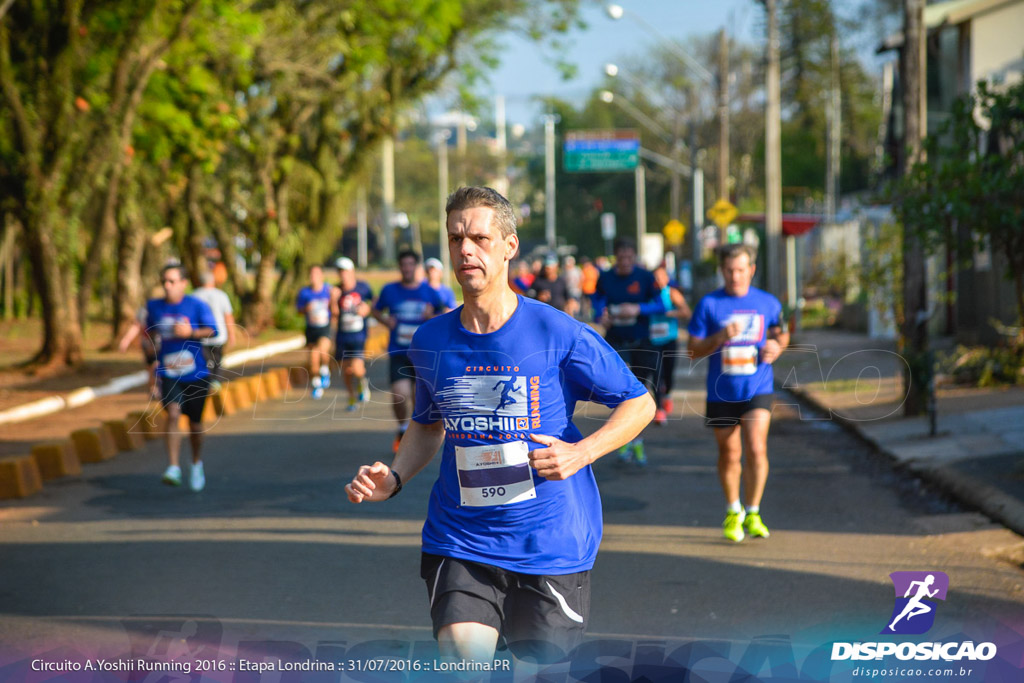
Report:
309,300,329,327
722,345,758,376
341,313,364,333
456,441,537,507
163,349,197,378
609,304,638,327
649,320,671,340
396,323,418,347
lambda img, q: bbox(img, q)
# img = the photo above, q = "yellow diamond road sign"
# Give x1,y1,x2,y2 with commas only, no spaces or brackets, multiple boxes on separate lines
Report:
707,198,738,229
662,219,686,246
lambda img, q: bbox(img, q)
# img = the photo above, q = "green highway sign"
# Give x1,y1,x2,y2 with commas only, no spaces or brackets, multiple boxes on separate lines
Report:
564,130,639,172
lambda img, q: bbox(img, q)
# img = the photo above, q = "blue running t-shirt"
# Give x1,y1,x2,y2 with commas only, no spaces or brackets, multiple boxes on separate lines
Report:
296,285,332,329
688,287,783,402
375,281,443,354
432,284,458,312
408,295,648,574
146,295,218,383
592,266,664,344
336,281,374,346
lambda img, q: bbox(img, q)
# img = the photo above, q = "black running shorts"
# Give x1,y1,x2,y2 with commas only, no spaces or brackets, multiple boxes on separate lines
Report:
704,392,774,427
389,352,416,385
159,377,210,424
421,553,589,663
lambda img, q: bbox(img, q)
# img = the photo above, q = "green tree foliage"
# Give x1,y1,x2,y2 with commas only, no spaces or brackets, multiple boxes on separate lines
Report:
892,79,1024,337
0,0,581,363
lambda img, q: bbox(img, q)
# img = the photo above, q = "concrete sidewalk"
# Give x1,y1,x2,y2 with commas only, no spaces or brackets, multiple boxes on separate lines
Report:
774,328,1024,538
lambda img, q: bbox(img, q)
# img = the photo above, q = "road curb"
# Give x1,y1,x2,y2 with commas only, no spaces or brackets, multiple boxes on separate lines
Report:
0,335,305,426
785,385,1024,539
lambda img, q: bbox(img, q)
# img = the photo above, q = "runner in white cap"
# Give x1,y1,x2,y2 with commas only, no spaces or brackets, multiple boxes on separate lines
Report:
331,257,374,410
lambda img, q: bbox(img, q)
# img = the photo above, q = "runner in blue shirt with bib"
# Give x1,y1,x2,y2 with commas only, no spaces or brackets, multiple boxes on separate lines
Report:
331,257,374,411
592,237,666,466
688,243,789,543
145,264,218,492
296,265,334,399
373,251,445,453
346,187,654,665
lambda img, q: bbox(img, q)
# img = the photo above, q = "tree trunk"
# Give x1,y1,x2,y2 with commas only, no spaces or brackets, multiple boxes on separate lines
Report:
901,0,928,416
77,157,126,325
22,207,83,368
185,165,209,286
108,192,147,349
247,232,278,333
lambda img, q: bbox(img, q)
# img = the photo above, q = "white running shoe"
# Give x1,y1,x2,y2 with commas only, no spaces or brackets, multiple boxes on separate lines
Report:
162,465,182,486
190,461,206,492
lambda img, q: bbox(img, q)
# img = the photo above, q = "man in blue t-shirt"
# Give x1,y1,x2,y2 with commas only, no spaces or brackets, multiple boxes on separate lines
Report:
592,236,665,466
346,187,654,665
373,250,444,453
144,264,218,492
295,265,333,399
688,243,789,543
330,257,374,411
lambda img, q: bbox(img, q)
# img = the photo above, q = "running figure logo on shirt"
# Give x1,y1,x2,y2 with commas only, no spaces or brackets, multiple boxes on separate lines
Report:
722,312,765,345
436,376,528,417
882,571,949,635
492,377,522,414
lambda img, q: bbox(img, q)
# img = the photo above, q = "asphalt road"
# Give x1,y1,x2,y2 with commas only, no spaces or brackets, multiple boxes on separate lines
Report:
1,360,1023,681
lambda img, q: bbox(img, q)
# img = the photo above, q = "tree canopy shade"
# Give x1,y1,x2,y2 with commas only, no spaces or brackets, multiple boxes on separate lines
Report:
0,0,582,367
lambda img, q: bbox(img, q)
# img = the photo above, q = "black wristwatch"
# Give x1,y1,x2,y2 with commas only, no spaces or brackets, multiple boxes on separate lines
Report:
388,470,403,499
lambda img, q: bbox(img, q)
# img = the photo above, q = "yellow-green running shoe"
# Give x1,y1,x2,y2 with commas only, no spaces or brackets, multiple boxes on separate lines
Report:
743,512,770,538
723,511,745,542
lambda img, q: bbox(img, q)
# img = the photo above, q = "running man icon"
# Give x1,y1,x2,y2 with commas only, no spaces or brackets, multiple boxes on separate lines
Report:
889,574,939,631
493,377,521,414
883,571,949,634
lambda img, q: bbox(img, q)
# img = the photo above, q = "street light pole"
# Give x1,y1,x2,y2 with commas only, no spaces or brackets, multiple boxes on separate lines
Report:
381,135,396,264
635,163,646,259
436,129,452,288
543,114,558,250
763,0,783,298
718,28,730,202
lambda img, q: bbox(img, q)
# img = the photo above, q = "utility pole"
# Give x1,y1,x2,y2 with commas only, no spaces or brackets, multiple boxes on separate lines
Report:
456,116,468,188
495,96,509,196
901,0,929,416
544,114,557,250
356,185,368,269
437,129,452,287
718,28,730,202
763,0,783,298
381,135,395,263
635,163,647,258
826,33,841,225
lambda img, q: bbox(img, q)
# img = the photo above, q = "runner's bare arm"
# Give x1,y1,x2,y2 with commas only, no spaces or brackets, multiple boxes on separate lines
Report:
528,392,655,481
345,420,445,502
761,325,789,364
688,321,741,359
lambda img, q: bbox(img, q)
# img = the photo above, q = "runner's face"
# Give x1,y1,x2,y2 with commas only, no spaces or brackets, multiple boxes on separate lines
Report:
398,257,419,283
309,267,323,289
339,269,355,290
447,206,518,295
721,253,755,296
615,247,635,274
161,270,187,303
426,267,442,286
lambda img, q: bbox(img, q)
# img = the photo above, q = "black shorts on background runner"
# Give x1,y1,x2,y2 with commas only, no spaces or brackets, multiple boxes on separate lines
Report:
305,325,330,346
705,392,774,427
421,553,589,663
159,377,210,423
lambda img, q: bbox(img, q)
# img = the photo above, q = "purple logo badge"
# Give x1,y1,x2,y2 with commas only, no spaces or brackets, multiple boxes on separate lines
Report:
882,571,949,635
